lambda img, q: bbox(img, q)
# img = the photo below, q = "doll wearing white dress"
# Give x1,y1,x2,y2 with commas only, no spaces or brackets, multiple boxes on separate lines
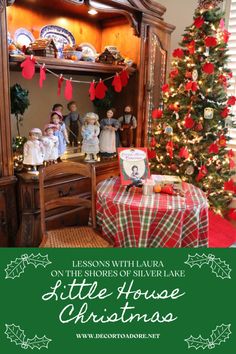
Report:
81,112,100,161
23,128,45,169
42,124,59,163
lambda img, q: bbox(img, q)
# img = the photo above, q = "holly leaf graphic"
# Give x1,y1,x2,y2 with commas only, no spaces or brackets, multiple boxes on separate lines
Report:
27,254,52,268
210,258,231,279
5,258,26,279
210,324,231,346
5,324,26,346
27,335,52,349
185,254,209,268
185,335,210,350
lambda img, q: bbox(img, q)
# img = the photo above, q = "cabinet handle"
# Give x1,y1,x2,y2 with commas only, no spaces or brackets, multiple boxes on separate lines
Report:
58,187,73,198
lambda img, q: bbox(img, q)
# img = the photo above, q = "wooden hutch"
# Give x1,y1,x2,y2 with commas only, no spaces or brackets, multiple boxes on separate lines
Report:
0,0,175,246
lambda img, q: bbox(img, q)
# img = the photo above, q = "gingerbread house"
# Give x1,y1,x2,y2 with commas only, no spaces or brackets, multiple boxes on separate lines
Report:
29,38,58,58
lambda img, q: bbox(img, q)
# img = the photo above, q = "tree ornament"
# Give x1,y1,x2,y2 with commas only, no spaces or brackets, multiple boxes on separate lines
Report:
39,65,46,88
57,75,64,96
166,141,174,159
170,68,179,79
185,81,198,92
173,112,180,120
192,69,198,81
202,62,215,74
179,147,189,159
205,36,217,47
218,135,227,147
21,56,36,80
120,69,129,87
194,16,204,28
112,73,122,92
227,96,236,106
218,74,227,88
147,149,156,159
64,78,73,101
204,107,214,119
185,71,193,79
228,208,236,221
195,122,203,131
162,84,169,93
187,40,195,54
196,165,208,182
228,149,235,158
224,179,236,192
229,158,235,170
95,79,108,99
172,48,184,58
220,107,229,118
150,137,156,148
164,126,173,135
170,163,177,171
215,160,222,171
208,143,219,154
186,165,195,175
89,81,96,101
152,108,163,119
223,30,230,44
198,0,223,10
184,115,195,129
219,19,225,30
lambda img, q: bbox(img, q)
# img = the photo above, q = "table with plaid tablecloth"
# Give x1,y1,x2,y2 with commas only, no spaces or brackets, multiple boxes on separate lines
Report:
96,177,209,248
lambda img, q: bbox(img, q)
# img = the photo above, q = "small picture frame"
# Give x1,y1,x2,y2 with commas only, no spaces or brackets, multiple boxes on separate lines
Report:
118,148,150,185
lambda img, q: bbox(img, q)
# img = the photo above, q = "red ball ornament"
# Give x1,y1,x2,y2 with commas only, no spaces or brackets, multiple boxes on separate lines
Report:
170,163,177,171
202,63,215,74
172,48,184,58
179,147,189,159
185,71,193,79
205,36,217,47
194,16,204,28
227,96,236,106
221,107,230,118
152,108,163,119
184,115,195,129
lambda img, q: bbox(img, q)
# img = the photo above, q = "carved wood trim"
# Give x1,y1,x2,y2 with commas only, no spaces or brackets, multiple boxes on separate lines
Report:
0,0,4,13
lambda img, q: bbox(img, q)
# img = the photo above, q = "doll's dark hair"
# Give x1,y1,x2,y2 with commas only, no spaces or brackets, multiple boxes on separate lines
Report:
67,101,77,110
107,108,116,116
124,105,133,114
52,103,63,111
50,112,63,125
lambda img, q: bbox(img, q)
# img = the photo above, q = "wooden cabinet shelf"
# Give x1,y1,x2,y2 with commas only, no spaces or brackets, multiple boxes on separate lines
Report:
9,55,136,76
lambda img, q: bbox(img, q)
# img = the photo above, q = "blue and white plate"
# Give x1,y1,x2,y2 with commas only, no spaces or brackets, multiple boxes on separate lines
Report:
79,42,97,57
40,25,75,50
14,28,35,47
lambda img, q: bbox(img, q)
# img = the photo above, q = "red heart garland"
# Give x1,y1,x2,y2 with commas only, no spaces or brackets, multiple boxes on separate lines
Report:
64,79,73,101
208,143,219,154
39,66,46,88
57,75,64,96
179,147,189,159
120,69,129,87
196,165,208,182
112,73,122,93
21,56,36,80
89,81,96,101
95,80,108,100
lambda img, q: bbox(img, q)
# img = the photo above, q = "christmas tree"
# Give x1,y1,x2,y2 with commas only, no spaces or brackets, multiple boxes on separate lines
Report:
150,0,236,214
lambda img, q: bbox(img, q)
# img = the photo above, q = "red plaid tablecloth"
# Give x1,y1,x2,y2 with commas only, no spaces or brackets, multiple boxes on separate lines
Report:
96,177,209,248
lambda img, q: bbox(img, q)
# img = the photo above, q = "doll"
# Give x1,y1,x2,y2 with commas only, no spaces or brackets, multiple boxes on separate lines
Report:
23,128,45,171
50,111,69,159
42,124,59,164
52,103,64,114
118,105,137,147
99,108,119,157
65,101,83,147
81,112,100,161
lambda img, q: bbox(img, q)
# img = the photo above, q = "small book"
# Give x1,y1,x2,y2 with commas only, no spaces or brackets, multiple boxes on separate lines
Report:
118,148,150,185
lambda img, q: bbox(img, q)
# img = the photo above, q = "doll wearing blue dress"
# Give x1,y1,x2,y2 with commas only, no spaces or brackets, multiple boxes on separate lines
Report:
50,111,69,158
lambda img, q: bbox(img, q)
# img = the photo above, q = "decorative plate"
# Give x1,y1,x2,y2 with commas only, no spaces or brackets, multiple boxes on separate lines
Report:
14,28,35,47
40,25,75,50
79,42,97,57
